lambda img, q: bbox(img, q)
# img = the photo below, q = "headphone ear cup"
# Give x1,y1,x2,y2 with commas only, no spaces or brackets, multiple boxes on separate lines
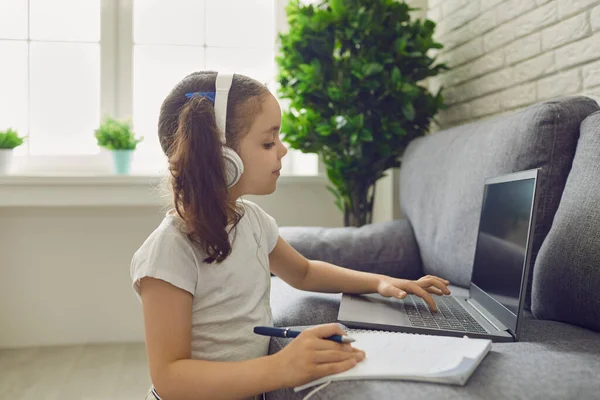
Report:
222,146,244,188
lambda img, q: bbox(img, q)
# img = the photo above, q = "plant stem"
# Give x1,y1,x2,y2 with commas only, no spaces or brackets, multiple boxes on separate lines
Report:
343,180,377,227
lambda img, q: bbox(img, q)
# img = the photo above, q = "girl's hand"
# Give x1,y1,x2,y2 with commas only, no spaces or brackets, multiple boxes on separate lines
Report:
272,323,365,388
376,275,451,312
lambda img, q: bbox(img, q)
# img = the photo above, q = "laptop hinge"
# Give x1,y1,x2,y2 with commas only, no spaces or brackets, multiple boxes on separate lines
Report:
466,298,509,332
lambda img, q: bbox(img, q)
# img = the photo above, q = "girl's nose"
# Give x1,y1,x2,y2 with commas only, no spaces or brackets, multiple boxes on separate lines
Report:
279,142,288,158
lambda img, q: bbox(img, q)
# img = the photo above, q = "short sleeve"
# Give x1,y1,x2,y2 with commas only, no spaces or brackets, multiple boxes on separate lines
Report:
243,200,279,253
130,224,198,301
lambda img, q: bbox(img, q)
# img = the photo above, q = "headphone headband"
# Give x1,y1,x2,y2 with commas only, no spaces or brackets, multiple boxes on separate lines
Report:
215,73,234,145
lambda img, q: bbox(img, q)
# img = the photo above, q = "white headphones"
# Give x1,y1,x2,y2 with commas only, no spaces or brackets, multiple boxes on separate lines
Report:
215,73,245,188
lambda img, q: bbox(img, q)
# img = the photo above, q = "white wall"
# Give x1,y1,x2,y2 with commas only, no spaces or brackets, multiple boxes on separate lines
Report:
427,0,600,128
0,181,340,348
0,178,400,349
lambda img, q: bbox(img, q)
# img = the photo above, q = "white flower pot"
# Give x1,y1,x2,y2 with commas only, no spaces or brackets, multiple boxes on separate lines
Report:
0,149,14,175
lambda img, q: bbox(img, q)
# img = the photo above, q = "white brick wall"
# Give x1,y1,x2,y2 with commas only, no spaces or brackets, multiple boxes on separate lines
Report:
428,0,600,127
583,60,600,87
592,4,600,30
541,12,590,50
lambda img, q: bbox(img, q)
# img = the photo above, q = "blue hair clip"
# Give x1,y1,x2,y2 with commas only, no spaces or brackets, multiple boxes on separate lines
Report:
185,91,215,103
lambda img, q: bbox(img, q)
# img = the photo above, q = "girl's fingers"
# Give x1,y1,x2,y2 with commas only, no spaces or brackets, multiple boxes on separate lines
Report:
418,277,451,294
383,286,406,299
312,339,354,352
430,275,450,285
409,284,438,312
306,323,347,340
313,349,365,364
315,357,359,377
425,286,445,296
422,275,451,286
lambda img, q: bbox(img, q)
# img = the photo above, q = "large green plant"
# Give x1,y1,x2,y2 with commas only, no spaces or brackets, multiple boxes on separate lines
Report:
277,0,447,226
0,128,26,149
94,117,143,150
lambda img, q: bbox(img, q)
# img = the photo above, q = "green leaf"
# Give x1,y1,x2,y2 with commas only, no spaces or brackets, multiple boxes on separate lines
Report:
326,184,344,212
424,19,436,31
401,82,420,97
329,0,346,18
316,123,333,137
362,63,384,77
327,85,342,101
391,67,402,84
94,117,143,150
359,129,374,141
345,27,355,39
0,128,26,149
402,103,416,121
390,123,407,136
394,37,408,54
355,114,365,128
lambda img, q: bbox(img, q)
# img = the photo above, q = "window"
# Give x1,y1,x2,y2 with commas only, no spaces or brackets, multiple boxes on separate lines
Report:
0,0,317,176
0,0,100,158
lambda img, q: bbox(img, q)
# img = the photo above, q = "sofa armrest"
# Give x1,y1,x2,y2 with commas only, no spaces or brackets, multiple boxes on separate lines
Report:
278,219,424,279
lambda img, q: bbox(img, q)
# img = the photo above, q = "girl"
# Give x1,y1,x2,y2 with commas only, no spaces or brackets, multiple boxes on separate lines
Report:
131,71,451,400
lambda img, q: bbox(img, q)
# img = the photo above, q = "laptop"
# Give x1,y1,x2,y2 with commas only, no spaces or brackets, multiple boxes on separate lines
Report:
338,168,541,342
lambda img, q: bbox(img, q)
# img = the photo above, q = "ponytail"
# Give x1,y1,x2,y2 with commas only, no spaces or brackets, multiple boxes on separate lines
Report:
158,71,269,264
168,96,242,263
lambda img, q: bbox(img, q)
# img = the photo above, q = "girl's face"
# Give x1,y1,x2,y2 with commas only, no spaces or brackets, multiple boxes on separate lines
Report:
230,93,287,198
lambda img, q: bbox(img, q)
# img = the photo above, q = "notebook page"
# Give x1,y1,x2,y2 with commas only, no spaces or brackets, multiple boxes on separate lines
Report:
294,330,492,392
342,331,486,376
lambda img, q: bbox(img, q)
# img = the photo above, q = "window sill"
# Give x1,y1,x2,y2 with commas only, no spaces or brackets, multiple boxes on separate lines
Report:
0,174,328,207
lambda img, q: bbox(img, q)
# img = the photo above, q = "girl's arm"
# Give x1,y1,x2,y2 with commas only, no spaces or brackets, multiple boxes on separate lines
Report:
140,277,281,399
269,236,451,312
140,277,363,400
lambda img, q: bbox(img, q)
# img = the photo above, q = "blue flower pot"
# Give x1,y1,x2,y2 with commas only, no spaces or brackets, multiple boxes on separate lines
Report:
112,150,134,175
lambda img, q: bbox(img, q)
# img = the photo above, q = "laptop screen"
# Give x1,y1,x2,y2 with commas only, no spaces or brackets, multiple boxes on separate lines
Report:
470,176,536,316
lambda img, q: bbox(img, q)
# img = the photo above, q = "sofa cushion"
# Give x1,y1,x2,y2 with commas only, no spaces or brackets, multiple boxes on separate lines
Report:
532,111,600,332
399,96,599,309
266,313,600,400
278,219,423,279
271,276,341,327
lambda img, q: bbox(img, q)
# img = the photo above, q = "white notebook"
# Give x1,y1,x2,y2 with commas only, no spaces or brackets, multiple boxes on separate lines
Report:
294,329,492,392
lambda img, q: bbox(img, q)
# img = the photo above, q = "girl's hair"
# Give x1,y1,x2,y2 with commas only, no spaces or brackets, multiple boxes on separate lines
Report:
158,71,270,264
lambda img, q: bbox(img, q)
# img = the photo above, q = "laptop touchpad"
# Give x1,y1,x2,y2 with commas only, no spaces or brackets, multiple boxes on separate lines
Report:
339,293,411,325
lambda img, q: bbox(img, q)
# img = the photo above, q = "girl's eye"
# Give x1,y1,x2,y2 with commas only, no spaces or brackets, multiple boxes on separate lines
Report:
263,142,276,149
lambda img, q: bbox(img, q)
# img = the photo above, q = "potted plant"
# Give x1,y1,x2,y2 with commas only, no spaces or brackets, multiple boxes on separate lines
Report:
277,0,448,226
0,128,26,175
94,117,143,175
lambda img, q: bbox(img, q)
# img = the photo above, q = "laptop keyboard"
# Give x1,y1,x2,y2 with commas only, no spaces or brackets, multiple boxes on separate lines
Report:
403,295,487,333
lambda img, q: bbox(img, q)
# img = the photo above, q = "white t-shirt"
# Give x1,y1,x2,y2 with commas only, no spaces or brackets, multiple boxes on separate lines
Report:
130,199,279,362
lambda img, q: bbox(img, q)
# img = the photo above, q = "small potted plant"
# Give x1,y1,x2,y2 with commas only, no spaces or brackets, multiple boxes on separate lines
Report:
0,128,26,175
94,117,143,175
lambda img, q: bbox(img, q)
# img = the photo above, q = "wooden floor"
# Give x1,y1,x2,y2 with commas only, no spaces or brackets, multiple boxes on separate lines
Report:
0,342,151,400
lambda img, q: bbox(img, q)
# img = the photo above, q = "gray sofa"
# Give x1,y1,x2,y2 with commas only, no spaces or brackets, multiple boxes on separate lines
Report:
266,96,600,400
